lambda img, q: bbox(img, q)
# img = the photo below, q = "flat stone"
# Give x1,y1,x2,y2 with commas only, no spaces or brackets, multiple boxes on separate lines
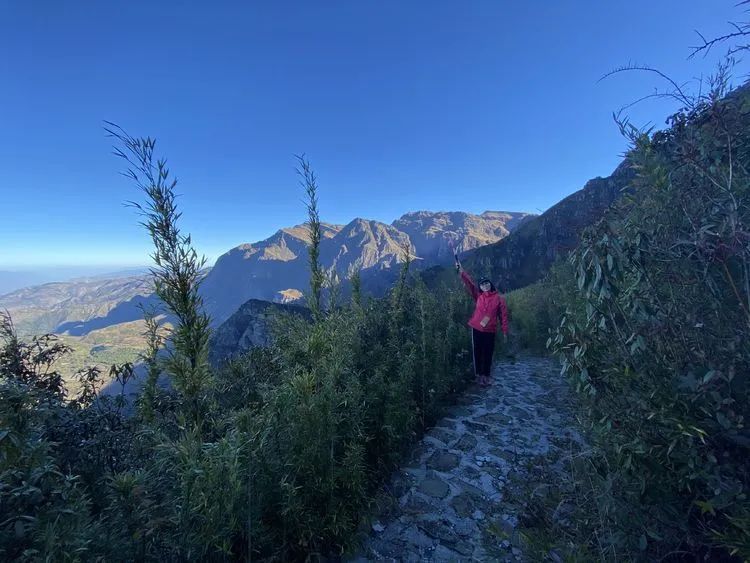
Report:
402,494,435,515
509,406,531,419
418,519,459,544
453,540,474,556
447,406,472,418
503,514,519,527
426,427,456,445
418,477,450,498
457,394,480,406
450,493,475,518
464,420,492,434
433,543,462,561
484,465,505,479
471,509,485,521
427,450,461,472
387,525,411,545
489,447,516,462
456,479,486,501
453,433,478,452
403,550,428,563
401,525,435,549
462,465,482,479
475,412,514,426
406,444,430,466
453,518,478,537
495,516,515,536
436,419,457,430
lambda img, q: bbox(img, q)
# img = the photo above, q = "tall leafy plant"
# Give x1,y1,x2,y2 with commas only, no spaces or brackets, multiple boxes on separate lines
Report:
105,123,212,429
551,71,750,558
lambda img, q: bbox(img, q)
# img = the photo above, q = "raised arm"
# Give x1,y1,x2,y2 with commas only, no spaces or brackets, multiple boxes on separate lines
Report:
460,270,479,301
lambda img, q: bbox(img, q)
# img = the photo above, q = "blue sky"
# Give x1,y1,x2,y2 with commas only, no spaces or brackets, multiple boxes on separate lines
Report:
0,1,743,268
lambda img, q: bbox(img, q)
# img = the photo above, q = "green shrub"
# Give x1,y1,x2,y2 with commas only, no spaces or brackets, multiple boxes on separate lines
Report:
505,261,575,353
0,138,475,560
551,75,750,559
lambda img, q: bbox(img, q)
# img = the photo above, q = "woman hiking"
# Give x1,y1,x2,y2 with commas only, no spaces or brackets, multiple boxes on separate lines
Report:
455,257,508,387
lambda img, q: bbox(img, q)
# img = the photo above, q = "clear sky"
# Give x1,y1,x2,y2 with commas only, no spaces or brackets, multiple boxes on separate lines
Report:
0,1,743,268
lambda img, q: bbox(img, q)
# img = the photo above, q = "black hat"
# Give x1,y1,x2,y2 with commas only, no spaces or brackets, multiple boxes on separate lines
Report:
479,278,495,291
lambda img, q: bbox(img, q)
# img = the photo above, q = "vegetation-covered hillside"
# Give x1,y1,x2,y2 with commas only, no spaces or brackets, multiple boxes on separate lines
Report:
487,71,750,560
0,134,478,561
545,74,750,559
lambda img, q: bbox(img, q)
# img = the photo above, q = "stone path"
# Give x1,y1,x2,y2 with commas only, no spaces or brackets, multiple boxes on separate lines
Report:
352,357,585,562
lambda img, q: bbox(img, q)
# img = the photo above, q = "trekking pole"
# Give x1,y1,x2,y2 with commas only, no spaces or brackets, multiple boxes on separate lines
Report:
450,240,461,272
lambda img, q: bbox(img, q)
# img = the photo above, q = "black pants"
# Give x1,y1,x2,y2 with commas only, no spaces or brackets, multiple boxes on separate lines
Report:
472,328,495,377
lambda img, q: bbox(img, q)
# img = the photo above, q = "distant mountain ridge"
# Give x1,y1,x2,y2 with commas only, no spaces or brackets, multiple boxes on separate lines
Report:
200,210,533,325
0,274,155,336
393,210,532,263
208,169,635,364
0,266,151,296
421,163,634,292
464,162,634,290
1,209,531,336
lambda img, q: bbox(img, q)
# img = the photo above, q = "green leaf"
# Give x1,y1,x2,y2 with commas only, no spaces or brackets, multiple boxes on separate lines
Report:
638,534,647,550
716,412,731,430
702,370,716,385
695,499,715,515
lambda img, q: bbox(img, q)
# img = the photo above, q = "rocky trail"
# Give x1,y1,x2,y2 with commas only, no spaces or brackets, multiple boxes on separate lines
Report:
353,356,586,562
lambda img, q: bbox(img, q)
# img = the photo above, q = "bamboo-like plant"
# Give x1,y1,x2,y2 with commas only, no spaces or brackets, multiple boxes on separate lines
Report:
105,123,212,429
296,154,324,319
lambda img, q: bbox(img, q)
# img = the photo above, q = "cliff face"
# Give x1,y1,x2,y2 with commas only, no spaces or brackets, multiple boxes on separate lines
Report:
206,213,536,363
422,163,634,292
208,299,310,365
199,224,340,326
392,210,533,264
200,210,531,326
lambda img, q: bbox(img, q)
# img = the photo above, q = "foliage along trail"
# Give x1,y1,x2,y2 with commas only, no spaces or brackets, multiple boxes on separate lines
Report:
353,356,585,562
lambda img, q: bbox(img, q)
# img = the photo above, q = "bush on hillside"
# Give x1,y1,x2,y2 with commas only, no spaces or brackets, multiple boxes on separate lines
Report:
551,72,750,559
504,261,576,353
0,142,475,560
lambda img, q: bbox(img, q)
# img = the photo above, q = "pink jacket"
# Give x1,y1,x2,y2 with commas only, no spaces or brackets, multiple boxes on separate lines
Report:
460,271,509,335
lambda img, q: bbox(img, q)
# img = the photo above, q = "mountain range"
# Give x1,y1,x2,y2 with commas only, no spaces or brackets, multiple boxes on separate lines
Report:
0,209,531,378
0,266,150,296
0,274,155,336
422,162,635,292
215,173,634,363
200,210,532,325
